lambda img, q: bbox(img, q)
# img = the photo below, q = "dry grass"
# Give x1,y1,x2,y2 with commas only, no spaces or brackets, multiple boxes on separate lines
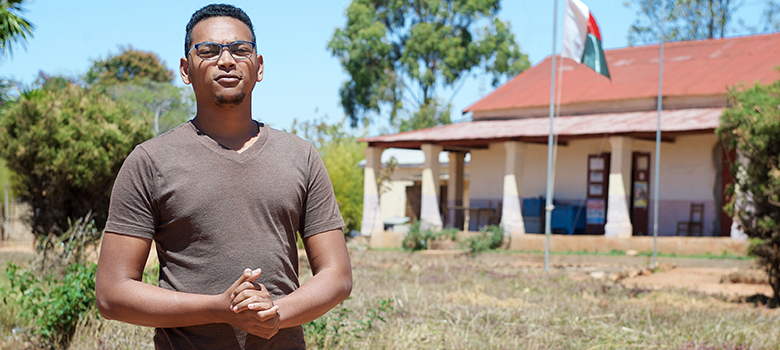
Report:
68,313,154,350
2,248,779,349
720,269,769,285
320,250,779,349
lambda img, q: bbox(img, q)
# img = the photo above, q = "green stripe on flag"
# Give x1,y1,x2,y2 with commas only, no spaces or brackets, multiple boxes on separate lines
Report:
581,33,610,79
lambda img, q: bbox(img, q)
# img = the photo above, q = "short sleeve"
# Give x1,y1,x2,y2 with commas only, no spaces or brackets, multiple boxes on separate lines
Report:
299,145,345,238
104,145,158,240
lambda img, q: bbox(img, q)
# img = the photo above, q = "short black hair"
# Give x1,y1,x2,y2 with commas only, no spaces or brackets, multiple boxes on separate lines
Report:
184,4,256,57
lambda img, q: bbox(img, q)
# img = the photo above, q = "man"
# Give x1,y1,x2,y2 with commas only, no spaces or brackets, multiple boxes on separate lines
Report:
95,4,352,349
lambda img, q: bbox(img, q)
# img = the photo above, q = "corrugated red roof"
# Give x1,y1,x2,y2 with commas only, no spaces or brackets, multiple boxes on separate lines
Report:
362,108,721,149
464,33,780,113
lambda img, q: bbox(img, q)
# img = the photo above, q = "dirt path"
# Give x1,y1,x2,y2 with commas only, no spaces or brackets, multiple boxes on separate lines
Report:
413,250,773,298
622,267,773,297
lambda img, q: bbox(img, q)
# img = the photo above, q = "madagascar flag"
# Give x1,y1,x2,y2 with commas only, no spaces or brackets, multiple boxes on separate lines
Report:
561,0,611,79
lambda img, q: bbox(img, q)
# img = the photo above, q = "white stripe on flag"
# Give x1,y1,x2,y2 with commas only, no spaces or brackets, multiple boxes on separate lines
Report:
561,0,590,63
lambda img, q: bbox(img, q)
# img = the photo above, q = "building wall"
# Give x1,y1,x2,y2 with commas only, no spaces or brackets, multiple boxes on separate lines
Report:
469,143,505,200
379,161,471,223
547,138,609,202
380,180,414,220
470,139,608,204
649,134,720,236
372,133,721,235
464,134,721,235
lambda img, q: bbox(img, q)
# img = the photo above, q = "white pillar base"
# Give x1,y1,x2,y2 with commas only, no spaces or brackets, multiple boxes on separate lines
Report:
420,144,443,231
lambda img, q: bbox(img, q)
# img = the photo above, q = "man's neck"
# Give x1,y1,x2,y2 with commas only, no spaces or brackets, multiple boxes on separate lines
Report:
192,105,260,153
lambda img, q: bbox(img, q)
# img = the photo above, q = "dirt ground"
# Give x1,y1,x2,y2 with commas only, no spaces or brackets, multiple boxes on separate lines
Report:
621,266,772,297
396,247,774,299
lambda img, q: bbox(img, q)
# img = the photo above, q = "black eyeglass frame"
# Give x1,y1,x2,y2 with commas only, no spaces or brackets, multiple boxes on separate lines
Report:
188,41,257,61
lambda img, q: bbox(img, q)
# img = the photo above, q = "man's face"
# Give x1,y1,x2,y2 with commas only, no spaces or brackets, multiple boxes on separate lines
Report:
180,16,263,107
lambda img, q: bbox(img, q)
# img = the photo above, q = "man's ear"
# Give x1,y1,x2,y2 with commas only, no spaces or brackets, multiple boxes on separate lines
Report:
180,57,192,85
256,54,264,83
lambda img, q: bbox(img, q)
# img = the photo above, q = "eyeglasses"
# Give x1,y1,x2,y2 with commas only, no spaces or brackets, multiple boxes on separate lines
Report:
189,41,256,61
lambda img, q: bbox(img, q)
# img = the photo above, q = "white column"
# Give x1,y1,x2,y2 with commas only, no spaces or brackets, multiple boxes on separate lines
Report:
360,147,384,236
605,136,633,237
420,144,443,230
501,141,526,236
447,152,466,230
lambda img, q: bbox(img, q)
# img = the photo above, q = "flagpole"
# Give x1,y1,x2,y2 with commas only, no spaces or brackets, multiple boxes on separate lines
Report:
544,0,560,273
653,0,665,267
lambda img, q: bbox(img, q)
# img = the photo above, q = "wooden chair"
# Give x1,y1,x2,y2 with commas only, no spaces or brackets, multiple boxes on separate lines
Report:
676,203,704,236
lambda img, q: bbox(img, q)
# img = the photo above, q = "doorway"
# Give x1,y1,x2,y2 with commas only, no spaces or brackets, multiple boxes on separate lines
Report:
585,154,610,234
631,152,650,236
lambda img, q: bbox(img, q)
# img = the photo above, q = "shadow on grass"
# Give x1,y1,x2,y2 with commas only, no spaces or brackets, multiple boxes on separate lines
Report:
739,293,779,308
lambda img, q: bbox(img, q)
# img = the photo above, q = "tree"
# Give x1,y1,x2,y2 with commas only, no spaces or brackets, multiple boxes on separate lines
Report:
87,47,194,134
0,0,34,57
0,77,15,105
625,0,749,45
107,80,195,135
762,1,780,33
329,0,529,130
0,78,152,236
86,46,172,85
290,118,366,235
717,77,780,307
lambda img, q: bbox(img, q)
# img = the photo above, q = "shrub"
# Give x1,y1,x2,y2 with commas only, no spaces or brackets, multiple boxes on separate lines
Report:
1,214,100,349
290,118,367,236
434,228,459,242
0,79,152,236
402,223,468,251
402,221,432,251
461,225,505,254
303,298,394,348
4,261,97,347
717,77,780,307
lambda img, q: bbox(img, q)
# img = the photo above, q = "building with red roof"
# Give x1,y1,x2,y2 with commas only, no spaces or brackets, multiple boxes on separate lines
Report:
360,33,780,248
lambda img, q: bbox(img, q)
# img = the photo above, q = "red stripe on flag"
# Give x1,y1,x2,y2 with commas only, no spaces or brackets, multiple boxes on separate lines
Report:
586,12,602,42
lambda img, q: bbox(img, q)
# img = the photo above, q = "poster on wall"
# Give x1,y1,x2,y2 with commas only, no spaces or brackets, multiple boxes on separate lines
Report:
586,199,606,225
589,171,604,183
633,181,648,208
590,157,605,171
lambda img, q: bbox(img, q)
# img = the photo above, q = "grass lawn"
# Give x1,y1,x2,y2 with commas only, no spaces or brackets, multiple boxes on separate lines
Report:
2,248,777,349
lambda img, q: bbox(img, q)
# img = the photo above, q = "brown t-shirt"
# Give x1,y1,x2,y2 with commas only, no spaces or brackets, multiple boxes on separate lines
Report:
105,121,345,349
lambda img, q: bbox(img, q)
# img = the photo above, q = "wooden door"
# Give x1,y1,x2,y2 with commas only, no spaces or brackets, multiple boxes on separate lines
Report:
585,154,610,234
631,152,650,236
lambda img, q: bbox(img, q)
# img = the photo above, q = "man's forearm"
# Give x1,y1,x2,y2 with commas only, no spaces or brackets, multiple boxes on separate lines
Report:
97,278,226,328
96,233,278,334
275,229,353,328
274,266,352,328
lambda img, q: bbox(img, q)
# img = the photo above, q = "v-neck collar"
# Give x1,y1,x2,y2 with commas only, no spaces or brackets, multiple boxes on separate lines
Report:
188,120,269,162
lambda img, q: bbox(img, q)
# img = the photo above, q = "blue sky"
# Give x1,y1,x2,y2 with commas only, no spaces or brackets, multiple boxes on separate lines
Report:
0,0,765,134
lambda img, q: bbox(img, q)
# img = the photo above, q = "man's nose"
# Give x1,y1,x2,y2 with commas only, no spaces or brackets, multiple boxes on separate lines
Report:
217,47,236,67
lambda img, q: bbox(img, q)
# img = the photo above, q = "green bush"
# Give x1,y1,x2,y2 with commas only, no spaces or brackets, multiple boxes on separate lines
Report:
434,227,459,242
717,76,780,306
1,214,100,349
402,223,470,251
4,261,96,347
747,237,764,258
290,118,366,236
402,221,432,251
0,79,152,236
303,298,394,348
461,225,505,254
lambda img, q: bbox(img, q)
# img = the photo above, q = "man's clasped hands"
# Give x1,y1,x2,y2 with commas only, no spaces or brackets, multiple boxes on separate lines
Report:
224,268,280,339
